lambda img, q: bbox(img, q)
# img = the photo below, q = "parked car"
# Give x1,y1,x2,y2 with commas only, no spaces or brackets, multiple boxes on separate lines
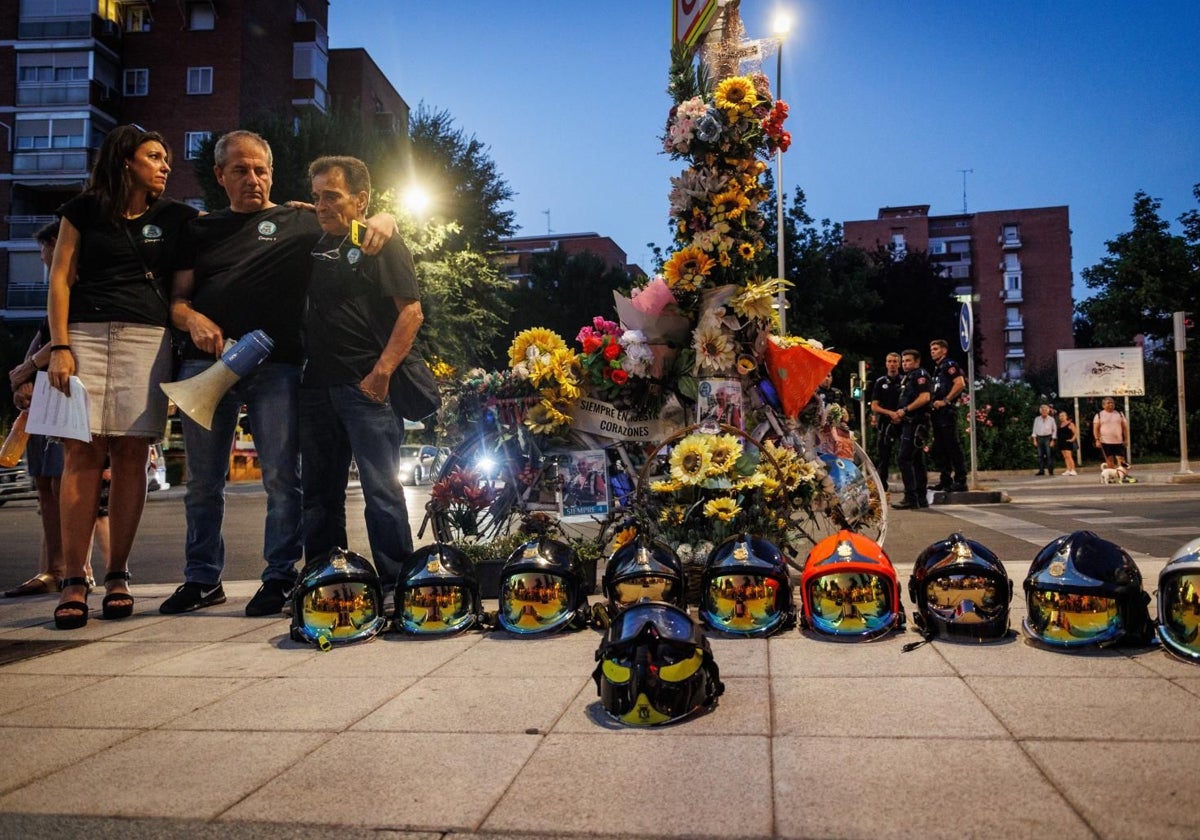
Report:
397,444,447,486
0,458,35,506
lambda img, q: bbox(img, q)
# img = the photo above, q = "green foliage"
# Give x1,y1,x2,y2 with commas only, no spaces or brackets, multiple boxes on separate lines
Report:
407,106,516,253
1077,188,1200,357
417,250,513,372
964,378,1040,470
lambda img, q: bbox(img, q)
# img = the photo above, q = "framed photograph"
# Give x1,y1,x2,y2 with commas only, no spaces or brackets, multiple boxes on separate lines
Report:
696,377,744,429
559,448,611,521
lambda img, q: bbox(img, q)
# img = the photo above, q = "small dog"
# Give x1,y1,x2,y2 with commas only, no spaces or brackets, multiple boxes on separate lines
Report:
1100,466,1120,484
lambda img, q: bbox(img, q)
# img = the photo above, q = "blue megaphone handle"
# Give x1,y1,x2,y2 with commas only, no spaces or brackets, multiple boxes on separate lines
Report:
221,330,274,377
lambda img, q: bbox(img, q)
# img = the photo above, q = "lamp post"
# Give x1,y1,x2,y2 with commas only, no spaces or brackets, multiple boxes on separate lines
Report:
773,11,791,333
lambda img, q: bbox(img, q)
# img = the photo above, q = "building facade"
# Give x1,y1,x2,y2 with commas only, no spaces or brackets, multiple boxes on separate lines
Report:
498,232,646,285
0,0,407,325
843,204,1074,380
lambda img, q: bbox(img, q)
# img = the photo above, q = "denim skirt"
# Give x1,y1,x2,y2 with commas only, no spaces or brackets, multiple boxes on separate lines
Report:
70,321,171,438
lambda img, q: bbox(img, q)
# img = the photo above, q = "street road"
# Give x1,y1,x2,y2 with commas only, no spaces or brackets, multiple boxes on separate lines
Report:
0,478,1196,592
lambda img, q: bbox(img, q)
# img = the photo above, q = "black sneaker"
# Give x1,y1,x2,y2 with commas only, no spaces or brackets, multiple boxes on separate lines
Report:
893,497,919,510
159,582,226,614
951,482,969,492
246,579,292,617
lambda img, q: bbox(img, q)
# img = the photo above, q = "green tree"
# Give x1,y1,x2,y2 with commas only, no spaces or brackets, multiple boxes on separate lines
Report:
1077,189,1200,355
418,250,512,372
498,249,632,359
407,106,516,254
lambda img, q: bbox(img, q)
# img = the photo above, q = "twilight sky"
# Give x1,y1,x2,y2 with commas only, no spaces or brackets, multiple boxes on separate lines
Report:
329,0,1200,301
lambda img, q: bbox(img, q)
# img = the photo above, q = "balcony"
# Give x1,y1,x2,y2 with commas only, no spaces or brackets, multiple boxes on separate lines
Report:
998,231,1022,250
5,215,57,240
1000,287,1024,303
1004,347,1026,360
6,280,49,311
15,79,120,113
12,150,90,176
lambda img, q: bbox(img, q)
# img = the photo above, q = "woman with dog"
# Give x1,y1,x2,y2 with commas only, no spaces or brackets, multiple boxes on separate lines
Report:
1056,410,1078,476
1092,397,1129,471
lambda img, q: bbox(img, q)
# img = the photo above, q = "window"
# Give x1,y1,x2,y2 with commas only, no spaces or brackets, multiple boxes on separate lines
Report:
1005,328,1024,344
1005,274,1022,292
1003,253,1020,271
15,117,85,150
123,68,148,97
187,1,215,30
186,66,213,95
184,131,212,161
1001,223,1021,246
125,4,152,32
1006,306,1022,325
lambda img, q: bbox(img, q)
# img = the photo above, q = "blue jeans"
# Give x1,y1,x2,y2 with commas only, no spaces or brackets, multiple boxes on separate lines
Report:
299,384,412,587
179,360,303,586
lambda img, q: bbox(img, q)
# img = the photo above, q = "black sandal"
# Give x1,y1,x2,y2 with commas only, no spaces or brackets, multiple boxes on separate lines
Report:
102,570,134,620
54,577,91,630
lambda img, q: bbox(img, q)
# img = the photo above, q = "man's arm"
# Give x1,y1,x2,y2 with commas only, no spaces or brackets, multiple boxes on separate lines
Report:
170,268,224,358
358,212,397,256
359,298,424,402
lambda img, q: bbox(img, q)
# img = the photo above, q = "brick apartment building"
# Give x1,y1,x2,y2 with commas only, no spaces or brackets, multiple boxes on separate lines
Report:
0,0,408,325
498,232,646,285
843,204,1074,380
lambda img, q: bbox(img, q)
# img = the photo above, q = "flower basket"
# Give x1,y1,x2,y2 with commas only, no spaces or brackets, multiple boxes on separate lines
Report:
764,339,842,419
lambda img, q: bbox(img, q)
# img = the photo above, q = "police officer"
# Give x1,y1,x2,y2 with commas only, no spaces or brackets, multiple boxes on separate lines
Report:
893,348,932,509
869,352,902,492
928,338,968,493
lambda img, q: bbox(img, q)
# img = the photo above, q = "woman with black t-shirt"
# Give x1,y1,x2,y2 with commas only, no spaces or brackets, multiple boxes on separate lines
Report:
46,125,197,629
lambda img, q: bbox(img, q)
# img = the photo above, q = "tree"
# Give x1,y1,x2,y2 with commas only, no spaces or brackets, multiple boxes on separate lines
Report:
417,250,512,372
407,106,516,254
1077,189,1200,355
497,249,633,359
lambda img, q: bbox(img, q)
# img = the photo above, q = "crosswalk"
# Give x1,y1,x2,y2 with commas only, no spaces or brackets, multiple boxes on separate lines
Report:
934,501,1193,562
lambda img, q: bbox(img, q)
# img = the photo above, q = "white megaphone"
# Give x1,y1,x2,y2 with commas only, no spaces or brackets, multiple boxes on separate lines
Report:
161,329,274,430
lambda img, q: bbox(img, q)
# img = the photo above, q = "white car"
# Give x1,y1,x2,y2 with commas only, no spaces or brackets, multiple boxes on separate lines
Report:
397,444,446,486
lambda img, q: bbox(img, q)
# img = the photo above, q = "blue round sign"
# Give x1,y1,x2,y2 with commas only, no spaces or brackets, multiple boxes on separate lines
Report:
958,302,973,353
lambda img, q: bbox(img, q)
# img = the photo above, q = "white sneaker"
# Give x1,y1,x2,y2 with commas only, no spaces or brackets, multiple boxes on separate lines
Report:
1064,470,1077,476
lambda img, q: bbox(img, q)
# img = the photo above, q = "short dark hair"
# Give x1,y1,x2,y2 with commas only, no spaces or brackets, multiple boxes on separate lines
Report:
901,348,921,362
930,339,949,352
34,219,60,246
307,155,371,198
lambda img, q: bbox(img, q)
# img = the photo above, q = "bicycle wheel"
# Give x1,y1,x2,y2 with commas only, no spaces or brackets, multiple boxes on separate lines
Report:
791,440,889,549
428,429,539,546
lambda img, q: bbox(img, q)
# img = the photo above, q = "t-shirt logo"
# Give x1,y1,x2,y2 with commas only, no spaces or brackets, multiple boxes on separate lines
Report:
258,221,278,236
346,248,362,265
142,224,163,240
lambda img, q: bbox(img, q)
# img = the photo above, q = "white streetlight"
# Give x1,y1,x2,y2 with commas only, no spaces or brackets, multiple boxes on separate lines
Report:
773,10,791,333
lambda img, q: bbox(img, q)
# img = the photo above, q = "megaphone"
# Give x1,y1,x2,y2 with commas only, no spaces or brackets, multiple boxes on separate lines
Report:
161,330,274,430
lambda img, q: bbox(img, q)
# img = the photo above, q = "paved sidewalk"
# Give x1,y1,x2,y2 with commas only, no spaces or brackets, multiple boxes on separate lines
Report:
0,469,1197,839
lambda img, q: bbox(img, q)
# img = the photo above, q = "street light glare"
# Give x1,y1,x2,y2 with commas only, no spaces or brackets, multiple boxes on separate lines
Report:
402,184,431,216
773,10,791,37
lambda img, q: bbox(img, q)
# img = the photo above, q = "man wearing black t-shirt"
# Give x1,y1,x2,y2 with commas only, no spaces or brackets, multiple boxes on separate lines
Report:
163,131,394,617
299,156,422,587
869,352,902,492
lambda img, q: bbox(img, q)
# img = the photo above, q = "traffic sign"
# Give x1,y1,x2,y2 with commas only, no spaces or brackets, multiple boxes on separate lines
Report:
958,302,973,353
674,0,718,49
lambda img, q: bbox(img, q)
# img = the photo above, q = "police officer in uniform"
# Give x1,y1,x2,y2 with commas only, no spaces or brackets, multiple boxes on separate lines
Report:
893,348,932,509
928,338,968,492
869,352,902,492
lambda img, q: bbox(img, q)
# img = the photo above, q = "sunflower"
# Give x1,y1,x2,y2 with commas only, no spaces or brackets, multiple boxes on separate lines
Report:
713,76,758,117
649,478,684,494
606,525,638,555
710,187,750,220
707,434,744,476
663,245,716,292
703,497,741,522
693,321,736,373
524,399,572,435
658,505,687,526
508,327,566,368
732,278,789,322
669,435,713,485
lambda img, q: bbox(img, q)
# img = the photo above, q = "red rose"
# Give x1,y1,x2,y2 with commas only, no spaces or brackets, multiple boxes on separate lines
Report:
610,369,629,385
582,335,602,354
602,341,621,361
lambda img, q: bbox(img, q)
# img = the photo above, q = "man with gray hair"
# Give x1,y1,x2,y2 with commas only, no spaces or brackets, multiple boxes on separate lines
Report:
300,155,423,586
163,131,394,617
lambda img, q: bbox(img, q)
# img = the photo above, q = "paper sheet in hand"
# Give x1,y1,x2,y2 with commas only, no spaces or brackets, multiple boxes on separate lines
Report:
26,371,91,442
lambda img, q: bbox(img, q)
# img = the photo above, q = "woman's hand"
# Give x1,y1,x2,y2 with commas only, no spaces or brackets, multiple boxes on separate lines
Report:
48,347,75,396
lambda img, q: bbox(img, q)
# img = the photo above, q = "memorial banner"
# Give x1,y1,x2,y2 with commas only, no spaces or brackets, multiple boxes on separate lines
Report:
569,397,678,442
